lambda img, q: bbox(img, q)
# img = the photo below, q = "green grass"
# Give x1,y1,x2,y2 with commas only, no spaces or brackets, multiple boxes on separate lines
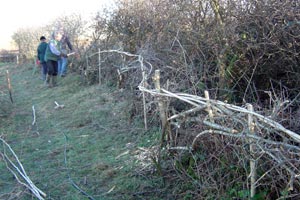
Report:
0,63,167,200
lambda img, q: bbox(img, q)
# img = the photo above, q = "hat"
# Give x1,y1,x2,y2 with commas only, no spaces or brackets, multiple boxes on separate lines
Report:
40,36,46,41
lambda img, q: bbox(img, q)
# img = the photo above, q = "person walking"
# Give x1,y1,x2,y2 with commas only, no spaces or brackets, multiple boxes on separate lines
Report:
57,27,73,77
44,30,65,87
37,36,48,81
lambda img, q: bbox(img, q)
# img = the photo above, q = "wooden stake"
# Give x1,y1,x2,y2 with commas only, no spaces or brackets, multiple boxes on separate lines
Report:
153,70,168,147
142,71,148,130
32,105,36,126
98,48,101,85
204,90,213,122
247,104,256,198
86,55,89,67
6,70,13,103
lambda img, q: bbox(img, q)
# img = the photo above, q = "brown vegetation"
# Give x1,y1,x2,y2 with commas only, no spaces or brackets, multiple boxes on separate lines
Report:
5,0,300,199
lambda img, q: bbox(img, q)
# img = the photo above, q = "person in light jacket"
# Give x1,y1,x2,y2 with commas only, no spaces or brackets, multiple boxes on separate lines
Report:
44,30,66,87
57,27,73,77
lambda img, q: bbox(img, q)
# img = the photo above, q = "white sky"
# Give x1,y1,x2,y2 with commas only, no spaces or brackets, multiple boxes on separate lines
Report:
0,0,114,50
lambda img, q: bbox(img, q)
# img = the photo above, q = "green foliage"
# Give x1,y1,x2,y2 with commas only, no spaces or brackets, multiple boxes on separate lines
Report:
175,153,199,180
197,81,206,90
227,188,268,200
183,191,193,200
280,188,290,199
228,188,250,199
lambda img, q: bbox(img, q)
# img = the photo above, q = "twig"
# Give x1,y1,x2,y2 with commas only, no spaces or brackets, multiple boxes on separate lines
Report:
0,138,46,199
168,105,206,121
140,87,300,143
86,49,152,78
67,52,76,56
54,101,64,109
141,86,300,186
32,105,36,126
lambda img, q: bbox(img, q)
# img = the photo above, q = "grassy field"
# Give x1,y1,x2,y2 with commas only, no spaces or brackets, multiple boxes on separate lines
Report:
0,63,169,200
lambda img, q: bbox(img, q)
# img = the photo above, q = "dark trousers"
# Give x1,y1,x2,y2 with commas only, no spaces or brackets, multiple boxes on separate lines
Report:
41,62,48,76
46,60,58,76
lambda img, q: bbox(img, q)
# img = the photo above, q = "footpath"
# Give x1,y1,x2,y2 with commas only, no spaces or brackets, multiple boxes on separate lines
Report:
0,63,166,200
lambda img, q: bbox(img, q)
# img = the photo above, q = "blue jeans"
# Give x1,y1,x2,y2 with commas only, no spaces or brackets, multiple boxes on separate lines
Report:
41,62,47,80
58,57,68,76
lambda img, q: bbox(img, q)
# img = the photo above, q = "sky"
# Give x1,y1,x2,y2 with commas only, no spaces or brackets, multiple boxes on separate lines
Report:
0,0,114,50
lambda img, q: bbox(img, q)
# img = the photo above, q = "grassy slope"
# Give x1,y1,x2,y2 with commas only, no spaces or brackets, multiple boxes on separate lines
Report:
0,63,168,200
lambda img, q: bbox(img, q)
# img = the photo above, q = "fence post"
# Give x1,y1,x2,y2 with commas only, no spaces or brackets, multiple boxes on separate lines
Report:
153,70,169,147
204,90,214,122
6,70,13,103
142,71,148,130
247,104,256,198
98,48,101,85
86,55,89,68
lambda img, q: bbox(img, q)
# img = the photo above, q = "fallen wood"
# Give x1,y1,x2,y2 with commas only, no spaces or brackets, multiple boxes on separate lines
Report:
32,105,36,126
0,138,46,199
54,101,64,109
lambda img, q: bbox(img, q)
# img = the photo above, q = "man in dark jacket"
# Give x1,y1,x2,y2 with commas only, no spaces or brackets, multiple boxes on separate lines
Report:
37,36,48,81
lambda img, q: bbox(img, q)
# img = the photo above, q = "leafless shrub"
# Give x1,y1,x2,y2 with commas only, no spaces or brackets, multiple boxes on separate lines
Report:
7,0,300,198
139,85,300,199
